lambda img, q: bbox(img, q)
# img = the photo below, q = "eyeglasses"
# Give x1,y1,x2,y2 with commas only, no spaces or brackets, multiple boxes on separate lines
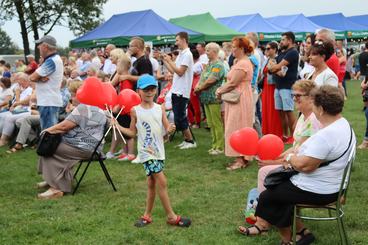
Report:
266,47,271,50
292,93,307,99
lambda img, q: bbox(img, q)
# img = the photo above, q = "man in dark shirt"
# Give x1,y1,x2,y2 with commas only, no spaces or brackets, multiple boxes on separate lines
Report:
359,42,368,81
269,31,299,144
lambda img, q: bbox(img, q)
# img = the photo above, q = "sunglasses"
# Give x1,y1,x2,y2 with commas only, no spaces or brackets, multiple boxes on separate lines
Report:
266,47,272,50
292,93,307,99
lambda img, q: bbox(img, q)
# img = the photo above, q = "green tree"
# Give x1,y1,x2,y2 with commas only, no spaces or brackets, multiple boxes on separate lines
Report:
0,28,19,54
0,0,107,60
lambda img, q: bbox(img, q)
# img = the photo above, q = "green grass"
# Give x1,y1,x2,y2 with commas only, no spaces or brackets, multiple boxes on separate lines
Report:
0,80,367,244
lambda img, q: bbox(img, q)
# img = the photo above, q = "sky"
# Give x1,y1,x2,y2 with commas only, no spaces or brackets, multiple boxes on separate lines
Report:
2,0,366,48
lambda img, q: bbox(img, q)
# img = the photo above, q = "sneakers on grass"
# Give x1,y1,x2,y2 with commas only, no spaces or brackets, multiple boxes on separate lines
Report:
106,152,116,159
117,154,136,161
179,141,197,149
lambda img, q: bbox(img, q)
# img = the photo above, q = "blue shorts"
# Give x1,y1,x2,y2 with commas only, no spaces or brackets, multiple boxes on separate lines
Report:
274,89,294,111
143,159,165,176
171,93,189,131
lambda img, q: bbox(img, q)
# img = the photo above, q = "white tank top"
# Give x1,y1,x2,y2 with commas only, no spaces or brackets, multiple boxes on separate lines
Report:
134,103,165,163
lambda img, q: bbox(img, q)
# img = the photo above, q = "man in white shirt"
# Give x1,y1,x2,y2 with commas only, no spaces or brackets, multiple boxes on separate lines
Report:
163,32,196,149
196,43,209,67
29,35,63,130
102,44,116,76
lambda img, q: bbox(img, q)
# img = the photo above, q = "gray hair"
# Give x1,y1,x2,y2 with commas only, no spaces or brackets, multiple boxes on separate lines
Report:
246,32,259,46
316,28,336,42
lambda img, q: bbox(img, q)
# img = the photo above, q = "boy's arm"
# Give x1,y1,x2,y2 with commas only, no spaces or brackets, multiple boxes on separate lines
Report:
162,108,175,135
114,109,138,138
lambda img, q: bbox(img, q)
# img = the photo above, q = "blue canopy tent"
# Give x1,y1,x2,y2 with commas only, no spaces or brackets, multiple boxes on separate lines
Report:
70,9,200,48
347,15,368,39
265,14,327,40
217,13,286,41
308,13,368,39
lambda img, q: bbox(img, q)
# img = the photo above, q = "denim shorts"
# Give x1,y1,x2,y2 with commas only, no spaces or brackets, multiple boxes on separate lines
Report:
143,159,165,176
171,93,189,131
274,89,294,111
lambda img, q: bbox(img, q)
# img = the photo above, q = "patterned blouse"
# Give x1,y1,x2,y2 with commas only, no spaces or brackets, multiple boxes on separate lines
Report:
62,104,106,152
293,112,322,150
198,60,226,104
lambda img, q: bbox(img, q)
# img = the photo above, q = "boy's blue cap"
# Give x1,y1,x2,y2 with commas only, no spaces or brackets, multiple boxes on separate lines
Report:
137,74,158,89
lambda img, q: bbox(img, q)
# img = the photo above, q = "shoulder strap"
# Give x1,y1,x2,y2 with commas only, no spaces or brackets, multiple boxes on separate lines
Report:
319,124,352,168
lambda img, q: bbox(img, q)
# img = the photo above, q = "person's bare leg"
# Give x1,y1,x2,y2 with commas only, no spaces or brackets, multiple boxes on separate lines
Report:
183,128,193,141
286,111,296,137
127,138,135,155
143,176,156,218
0,134,10,147
153,172,176,221
238,216,270,235
278,226,292,243
278,110,288,137
108,134,121,153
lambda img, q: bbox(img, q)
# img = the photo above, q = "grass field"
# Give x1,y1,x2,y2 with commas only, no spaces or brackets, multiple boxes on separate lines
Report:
0,80,367,245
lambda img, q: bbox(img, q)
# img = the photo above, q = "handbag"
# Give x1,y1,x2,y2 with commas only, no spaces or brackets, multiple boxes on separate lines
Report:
264,125,353,189
221,89,241,103
36,131,62,157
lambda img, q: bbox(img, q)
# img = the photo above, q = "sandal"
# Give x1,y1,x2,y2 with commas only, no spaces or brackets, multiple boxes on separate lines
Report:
167,215,191,227
134,216,152,227
280,241,293,245
6,143,23,154
226,160,249,171
296,228,315,245
238,224,268,236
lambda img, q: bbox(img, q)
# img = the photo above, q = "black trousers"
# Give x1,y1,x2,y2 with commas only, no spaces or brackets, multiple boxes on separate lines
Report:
255,180,338,228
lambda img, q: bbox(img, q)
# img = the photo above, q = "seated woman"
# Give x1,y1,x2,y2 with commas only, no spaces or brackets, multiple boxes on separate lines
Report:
257,80,322,192
37,80,107,199
0,73,33,146
0,77,14,111
239,85,356,245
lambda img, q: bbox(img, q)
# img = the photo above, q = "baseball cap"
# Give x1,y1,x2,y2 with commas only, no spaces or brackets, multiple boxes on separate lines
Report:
137,74,158,89
35,35,57,47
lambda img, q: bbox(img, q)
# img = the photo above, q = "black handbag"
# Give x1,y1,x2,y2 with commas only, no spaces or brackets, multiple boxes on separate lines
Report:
36,131,62,157
264,126,353,189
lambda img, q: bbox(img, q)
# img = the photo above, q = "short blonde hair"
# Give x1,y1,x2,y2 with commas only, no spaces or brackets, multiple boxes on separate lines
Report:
110,48,125,61
292,80,317,95
68,80,83,94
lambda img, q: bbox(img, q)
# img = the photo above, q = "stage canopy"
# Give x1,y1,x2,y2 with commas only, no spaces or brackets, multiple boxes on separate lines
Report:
169,12,242,42
308,13,368,39
70,9,199,48
217,13,286,41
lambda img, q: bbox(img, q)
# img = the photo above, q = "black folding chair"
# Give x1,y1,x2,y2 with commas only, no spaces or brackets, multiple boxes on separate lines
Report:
73,130,117,195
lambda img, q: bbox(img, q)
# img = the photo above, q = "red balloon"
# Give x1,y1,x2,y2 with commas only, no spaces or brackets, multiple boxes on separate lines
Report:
118,89,141,114
76,77,104,107
101,82,118,109
229,127,259,155
257,134,284,160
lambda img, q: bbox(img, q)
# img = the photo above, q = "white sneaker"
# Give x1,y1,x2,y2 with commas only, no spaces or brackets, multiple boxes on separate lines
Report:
106,152,116,159
209,149,224,155
179,141,197,149
175,141,186,148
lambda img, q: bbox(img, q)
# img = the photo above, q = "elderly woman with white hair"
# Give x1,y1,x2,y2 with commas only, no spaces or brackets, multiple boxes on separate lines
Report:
194,42,226,155
0,73,33,146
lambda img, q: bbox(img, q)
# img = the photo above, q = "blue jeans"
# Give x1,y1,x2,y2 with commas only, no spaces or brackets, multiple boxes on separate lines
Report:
38,106,60,130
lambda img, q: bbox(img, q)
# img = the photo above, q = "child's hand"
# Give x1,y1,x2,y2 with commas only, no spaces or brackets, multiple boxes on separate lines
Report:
167,123,176,134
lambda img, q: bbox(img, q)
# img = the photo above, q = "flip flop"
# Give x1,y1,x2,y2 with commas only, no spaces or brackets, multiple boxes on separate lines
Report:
296,228,315,245
167,215,191,227
134,216,152,227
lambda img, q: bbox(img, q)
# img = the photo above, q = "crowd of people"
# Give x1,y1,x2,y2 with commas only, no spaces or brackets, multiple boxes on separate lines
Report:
0,28,366,243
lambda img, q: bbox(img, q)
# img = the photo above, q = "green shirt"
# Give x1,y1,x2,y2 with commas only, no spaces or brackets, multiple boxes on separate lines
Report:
198,60,225,104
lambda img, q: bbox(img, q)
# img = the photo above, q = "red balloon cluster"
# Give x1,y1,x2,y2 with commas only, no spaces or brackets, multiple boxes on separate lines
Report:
229,127,284,160
76,77,141,114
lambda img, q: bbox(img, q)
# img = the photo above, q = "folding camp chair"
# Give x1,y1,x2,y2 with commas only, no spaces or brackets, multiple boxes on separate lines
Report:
292,146,356,245
73,128,117,195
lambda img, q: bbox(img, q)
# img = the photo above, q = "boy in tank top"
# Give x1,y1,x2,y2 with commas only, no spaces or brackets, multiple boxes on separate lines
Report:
112,75,191,228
